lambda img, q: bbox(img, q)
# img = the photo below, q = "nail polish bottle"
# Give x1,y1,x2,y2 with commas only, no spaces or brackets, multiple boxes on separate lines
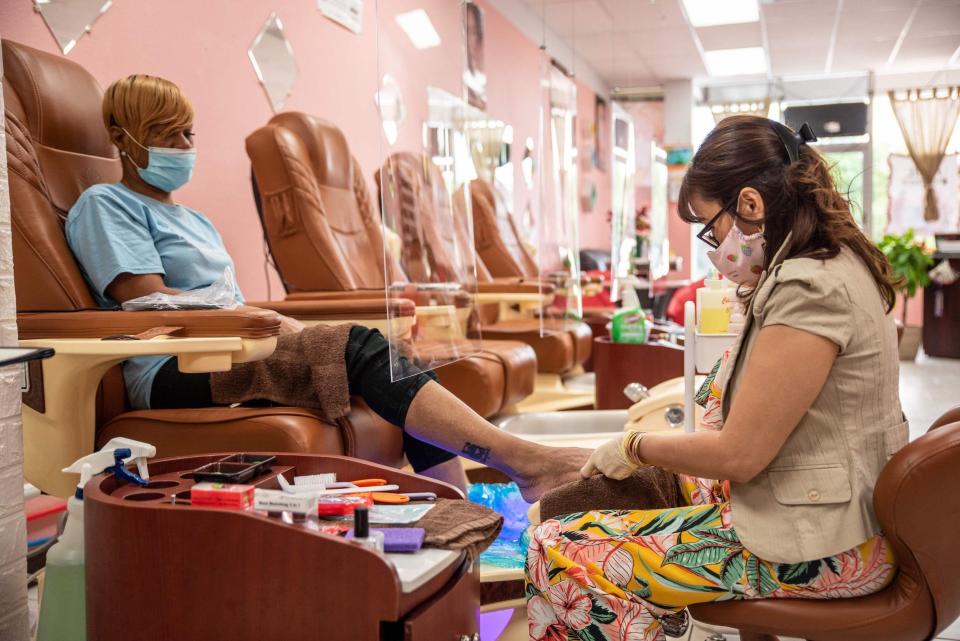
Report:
352,506,384,553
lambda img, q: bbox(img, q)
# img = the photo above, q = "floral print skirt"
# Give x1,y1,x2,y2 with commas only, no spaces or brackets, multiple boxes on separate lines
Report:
525,475,895,641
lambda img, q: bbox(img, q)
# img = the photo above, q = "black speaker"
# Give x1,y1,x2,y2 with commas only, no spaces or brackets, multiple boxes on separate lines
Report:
783,102,868,138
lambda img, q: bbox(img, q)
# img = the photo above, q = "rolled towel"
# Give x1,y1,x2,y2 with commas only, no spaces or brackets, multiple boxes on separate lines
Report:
539,466,683,521
414,498,503,561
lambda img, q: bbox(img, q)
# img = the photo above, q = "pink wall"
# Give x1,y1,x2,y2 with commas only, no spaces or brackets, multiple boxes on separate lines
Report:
0,0,610,299
576,79,611,250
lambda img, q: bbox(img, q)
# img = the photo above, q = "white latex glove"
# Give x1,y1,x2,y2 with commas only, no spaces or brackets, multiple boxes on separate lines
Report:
580,433,639,480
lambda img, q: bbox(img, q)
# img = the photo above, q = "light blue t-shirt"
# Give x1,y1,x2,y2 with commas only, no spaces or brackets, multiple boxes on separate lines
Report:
66,183,244,409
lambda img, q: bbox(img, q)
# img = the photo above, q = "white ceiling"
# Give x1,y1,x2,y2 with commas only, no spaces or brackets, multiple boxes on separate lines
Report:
517,0,960,88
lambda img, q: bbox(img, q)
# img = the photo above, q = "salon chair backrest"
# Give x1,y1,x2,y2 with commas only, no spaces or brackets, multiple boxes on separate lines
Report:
3,40,129,425
871,416,960,638
376,152,489,285
450,182,494,283
465,178,538,279
246,112,405,293
2,40,121,311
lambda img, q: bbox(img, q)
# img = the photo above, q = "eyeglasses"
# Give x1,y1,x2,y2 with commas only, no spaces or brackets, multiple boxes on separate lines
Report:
695,205,727,249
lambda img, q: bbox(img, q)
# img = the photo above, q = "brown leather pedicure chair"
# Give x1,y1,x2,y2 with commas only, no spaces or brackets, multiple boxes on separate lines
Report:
245,112,537,418
4,40,407,496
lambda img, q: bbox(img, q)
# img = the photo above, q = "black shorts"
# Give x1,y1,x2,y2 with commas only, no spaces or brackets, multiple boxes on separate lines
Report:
150,326,455,472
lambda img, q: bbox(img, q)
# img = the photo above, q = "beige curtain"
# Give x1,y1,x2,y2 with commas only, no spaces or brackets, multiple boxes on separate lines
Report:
889,87,960,222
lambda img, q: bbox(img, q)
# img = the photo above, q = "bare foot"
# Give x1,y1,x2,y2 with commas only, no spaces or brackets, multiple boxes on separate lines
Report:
514,446,593,503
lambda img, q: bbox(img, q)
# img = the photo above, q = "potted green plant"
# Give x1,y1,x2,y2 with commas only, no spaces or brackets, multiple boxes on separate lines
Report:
878,229,934,360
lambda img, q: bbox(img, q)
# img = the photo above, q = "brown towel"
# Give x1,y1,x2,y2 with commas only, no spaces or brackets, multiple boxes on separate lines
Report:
211,323,355,421
539,466,683,521
413,498,503,561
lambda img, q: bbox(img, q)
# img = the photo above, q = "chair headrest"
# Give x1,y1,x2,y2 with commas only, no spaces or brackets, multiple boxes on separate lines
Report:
2,40,116,159
267,112,352,190
2,40,120,214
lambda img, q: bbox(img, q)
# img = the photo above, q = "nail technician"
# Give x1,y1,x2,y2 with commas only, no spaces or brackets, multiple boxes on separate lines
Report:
527,116,908,641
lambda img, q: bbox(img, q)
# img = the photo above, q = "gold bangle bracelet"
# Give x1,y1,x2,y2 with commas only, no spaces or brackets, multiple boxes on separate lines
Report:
622,430,646,467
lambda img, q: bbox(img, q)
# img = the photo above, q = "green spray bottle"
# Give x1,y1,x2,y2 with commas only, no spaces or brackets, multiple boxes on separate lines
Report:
37,439,154,641
610,277,648,343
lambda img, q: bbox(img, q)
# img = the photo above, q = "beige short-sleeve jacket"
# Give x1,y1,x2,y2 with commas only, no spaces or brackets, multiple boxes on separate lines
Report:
722,242,908,564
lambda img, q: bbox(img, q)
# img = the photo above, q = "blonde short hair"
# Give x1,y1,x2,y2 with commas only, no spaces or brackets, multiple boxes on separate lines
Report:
102,75,193,142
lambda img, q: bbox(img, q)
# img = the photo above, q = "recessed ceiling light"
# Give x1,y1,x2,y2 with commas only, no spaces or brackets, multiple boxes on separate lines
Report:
682,0,759,27
395,9,441,49
703,47,767,76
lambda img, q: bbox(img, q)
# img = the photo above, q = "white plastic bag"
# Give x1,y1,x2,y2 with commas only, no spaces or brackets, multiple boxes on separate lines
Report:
121,267,239,311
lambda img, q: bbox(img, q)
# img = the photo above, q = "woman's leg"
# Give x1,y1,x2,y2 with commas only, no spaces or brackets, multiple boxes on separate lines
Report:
345,327,590,502
404,381,590,502
526,502,896,641
415,458,468,493
149,357,213,408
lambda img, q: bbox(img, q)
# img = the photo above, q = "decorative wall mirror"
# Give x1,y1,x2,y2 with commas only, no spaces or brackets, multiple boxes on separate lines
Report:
247,13,298,113
34,0,112,54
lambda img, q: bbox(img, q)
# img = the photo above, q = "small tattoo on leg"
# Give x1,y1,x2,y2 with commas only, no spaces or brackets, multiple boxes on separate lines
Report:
461,441,491,464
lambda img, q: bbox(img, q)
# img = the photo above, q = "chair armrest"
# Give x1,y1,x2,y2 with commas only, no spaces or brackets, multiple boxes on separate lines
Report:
476,281,554,313
17,307,281,340
19,332,282,497
285,290,393,301
287,287,470,308
247,298,416,321
478,282,542,295
475,291,552,307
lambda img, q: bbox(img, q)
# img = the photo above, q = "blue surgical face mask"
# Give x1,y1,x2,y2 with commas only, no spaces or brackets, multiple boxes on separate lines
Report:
122,128,196,192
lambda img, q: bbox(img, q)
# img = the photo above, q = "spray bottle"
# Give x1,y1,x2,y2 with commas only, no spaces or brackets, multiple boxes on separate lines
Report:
37,440,154,641
610,277,648,343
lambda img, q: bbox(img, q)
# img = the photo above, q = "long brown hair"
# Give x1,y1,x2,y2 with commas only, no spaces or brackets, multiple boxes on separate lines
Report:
677,115,896,311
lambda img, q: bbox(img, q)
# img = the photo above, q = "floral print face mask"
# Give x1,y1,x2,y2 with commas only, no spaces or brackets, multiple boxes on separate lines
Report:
707,225,765,286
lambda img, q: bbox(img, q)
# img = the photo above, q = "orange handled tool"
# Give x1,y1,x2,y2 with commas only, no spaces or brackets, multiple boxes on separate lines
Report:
346,479,409,504
349,478,388,487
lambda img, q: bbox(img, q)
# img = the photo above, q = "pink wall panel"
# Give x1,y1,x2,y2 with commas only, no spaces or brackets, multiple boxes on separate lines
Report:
0,0,610,299
576,78,611,250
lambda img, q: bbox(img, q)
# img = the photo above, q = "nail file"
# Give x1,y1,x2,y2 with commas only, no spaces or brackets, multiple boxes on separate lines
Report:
322,484,399,496
349,478,388,487
401,492,436,501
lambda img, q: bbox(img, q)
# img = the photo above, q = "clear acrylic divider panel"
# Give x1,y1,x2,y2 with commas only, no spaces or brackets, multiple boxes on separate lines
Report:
536,55,583,335
376,0,483,381
609,105,637,303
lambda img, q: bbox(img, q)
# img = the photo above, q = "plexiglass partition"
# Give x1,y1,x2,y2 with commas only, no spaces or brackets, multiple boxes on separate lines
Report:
537,58,583,331
376,1,483,380
609,104,637,302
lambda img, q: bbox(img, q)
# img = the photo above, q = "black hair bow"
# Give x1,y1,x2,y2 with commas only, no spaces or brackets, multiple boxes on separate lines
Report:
771,120,818,164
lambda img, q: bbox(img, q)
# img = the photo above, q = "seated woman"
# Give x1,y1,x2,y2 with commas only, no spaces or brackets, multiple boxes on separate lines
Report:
527,117,907,641
66,74,588,499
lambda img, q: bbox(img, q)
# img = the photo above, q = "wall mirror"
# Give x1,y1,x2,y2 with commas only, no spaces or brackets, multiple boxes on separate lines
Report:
248,13,298,113
34,0,112,54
